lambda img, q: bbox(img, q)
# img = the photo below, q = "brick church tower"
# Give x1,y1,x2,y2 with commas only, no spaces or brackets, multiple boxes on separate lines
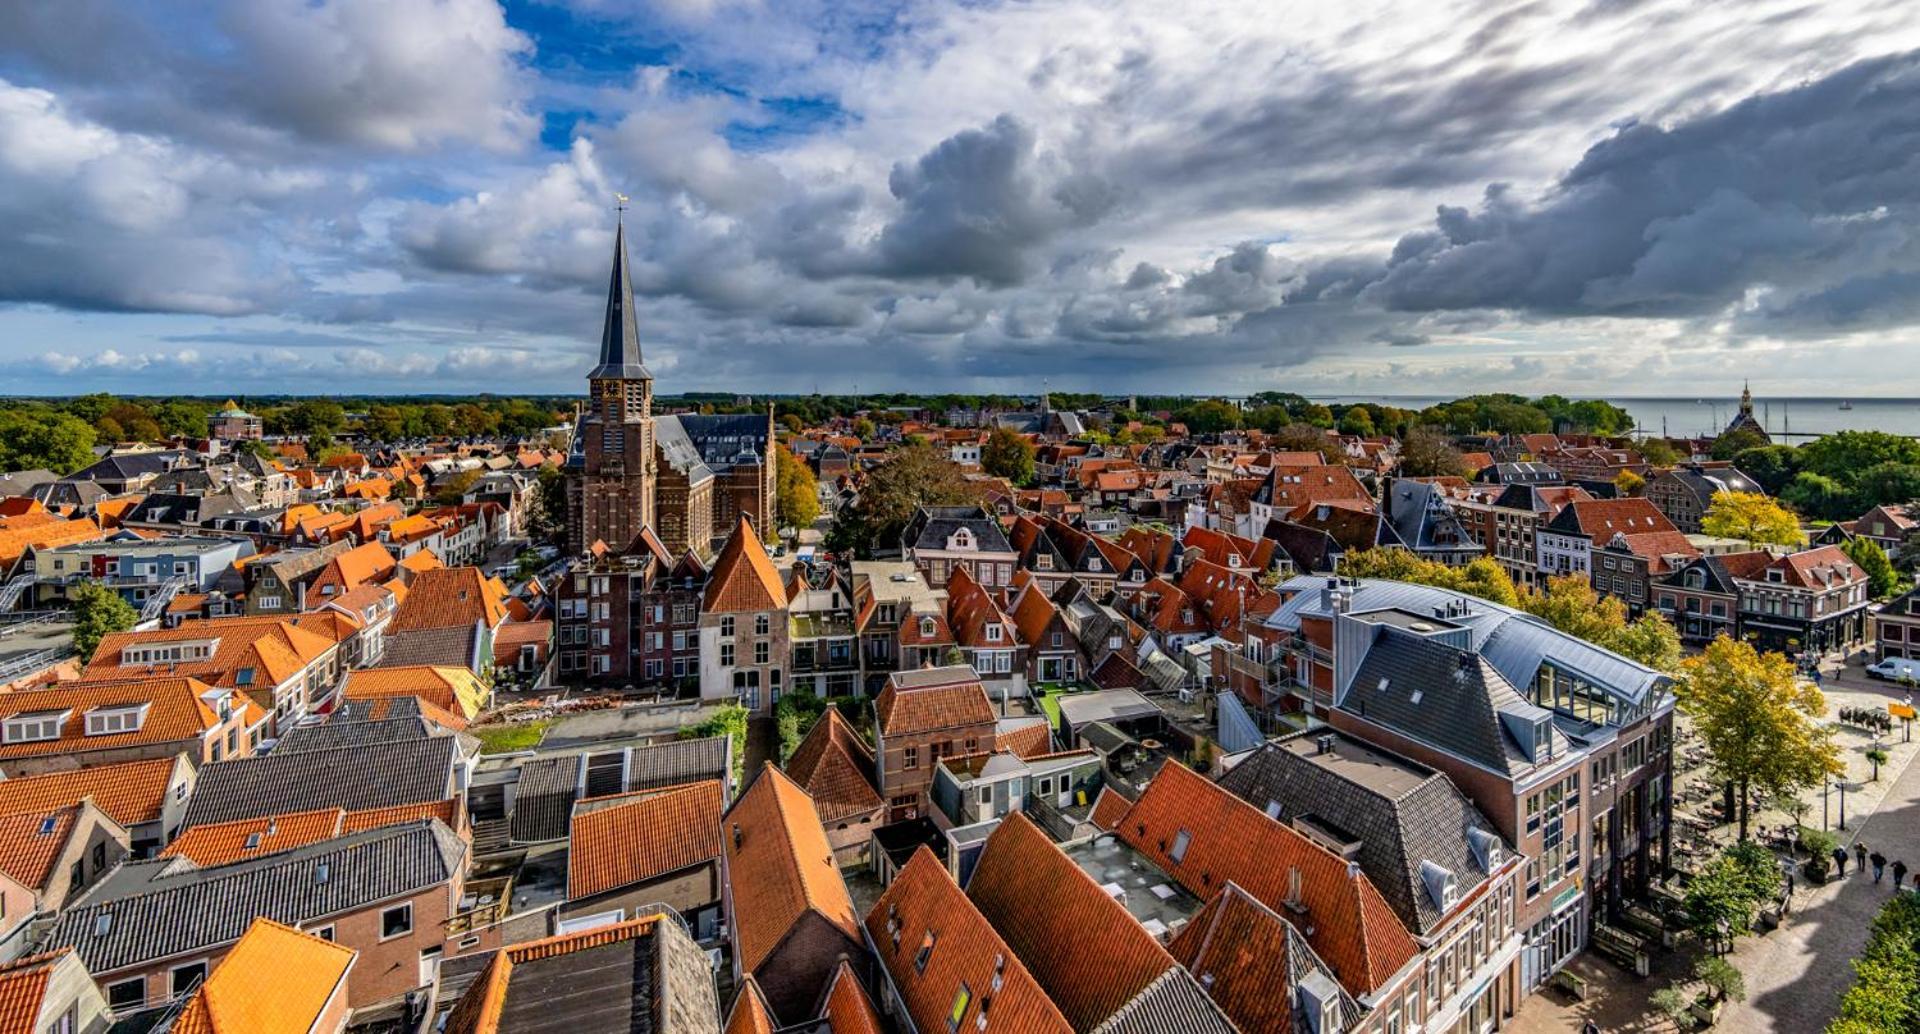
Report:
565,220,657,553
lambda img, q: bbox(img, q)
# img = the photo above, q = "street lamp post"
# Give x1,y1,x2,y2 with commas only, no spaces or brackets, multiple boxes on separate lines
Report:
1837,780,1849,831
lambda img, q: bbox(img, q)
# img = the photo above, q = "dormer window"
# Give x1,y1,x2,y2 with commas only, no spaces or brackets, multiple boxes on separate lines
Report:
986,625,1003,643
85,704,150,737
3,710,69,744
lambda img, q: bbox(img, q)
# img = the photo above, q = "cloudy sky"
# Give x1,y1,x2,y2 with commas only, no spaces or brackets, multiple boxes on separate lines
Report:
3,0,1919,398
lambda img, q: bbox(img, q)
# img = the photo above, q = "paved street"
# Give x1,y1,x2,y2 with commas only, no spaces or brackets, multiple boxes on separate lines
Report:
1514,653,1920,1032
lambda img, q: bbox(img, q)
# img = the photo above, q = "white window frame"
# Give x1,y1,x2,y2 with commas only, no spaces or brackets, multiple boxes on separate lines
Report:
380,903,414,941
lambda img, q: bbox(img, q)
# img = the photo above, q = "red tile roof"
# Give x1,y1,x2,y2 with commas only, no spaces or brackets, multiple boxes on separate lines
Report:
0,756,183,829
994,720,1052,759
1168,882,1319,1034
567,780,724,900
0,678,242,760
783,710,883,825
703,517,788,613
820,959,884,1034
965,814,1173,1029
864,848,1071,1034
725,765,860,973
0,807,82,891
722,978,778,1034
1116,761,1417,997
389,566,507,633
0,951,68,1034
168,917,356,1034
873,670,995,737
1087,786,1132,832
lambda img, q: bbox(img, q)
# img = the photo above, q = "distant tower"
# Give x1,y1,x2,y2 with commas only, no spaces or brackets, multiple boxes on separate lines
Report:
1721,379,1772,444
565,211,658,553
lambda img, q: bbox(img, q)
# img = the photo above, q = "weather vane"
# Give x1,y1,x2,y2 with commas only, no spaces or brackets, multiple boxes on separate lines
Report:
614,192,629,223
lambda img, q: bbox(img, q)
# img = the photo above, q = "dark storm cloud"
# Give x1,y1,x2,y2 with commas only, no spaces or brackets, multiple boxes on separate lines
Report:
1352,51,1920,329
875,115,1116,286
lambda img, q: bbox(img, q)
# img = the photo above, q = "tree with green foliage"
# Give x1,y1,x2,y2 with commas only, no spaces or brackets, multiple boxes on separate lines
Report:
826,443,977,558
1678,638,1843,842
1519,576,1682,672
1711,427,1770,461
1684,841,1783,952
1396,427,1467,478
851,417,877,440
1734,445,1799,495
71,583,138,663
1852,462,1920,511
1337,407,1376,436
1701,491,1803,546
0,409,97,474
1830,893,1920,1034
1781,471,1849,520
981,426,1037,485
774,692,828,761
775,447,820,533
1269,423,1342,462
679,703,749,785
1842,537,1901,599
432,469,482,506
1799,430,1920,480
274,399,346,438
1333,550,1523,608
1638,437,1683,468
1178,399,1242,434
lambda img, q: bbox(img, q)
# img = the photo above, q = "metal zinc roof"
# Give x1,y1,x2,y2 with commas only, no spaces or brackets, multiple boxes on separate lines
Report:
1265,576,1667,706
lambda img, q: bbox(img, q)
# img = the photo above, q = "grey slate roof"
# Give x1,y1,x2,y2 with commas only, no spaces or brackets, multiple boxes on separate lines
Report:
1092,967,1238,1034
509,736,731,843
650,416,717,485
1385,479,1482,557
1264,575,1668,707
671,413,771,472
490,914,719,1034
588,222,650,380
182,737,458,828
274,716,456,754
901,505,1015,554
50,820,465,974
1339,626,1566,777
1219,734,1507,934
380,625,482,669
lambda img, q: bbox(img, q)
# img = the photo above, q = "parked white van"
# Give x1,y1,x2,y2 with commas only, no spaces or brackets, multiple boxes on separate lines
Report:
1866,657,1920,682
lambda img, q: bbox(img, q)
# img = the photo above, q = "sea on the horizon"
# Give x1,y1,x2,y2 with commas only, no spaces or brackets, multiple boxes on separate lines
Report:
1318,395,1920,440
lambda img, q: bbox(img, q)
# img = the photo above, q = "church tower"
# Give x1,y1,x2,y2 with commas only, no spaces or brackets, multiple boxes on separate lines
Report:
566,219,658,553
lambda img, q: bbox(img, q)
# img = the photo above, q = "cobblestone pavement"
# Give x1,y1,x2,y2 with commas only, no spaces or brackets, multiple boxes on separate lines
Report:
1512,650,1920,1033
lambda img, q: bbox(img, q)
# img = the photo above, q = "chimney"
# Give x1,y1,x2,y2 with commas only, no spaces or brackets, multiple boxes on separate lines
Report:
732,824,742,850
1316,734,1335,756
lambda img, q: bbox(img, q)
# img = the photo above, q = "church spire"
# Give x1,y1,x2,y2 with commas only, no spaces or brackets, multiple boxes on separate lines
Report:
589,215,649,381
1739,379,1754,417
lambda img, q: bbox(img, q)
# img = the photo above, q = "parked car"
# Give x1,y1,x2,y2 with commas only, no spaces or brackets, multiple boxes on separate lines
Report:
1866,657,1920,682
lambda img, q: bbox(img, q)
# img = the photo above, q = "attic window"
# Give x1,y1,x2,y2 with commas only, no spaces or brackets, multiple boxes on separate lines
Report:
93,914,113,937
3,710,69,744
315,862,331,885
37,815,58,836
1376,677,1390,693
234,668,256,687
1170,829,1192,864
948,982,973,1031
85,704,150,737
244,833,263,850
915,931,937,973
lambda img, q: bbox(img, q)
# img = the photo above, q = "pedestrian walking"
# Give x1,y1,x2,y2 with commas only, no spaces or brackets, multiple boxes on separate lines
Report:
1872,850,1887,883
1582,1020,1601,1034
1835,846,1849,876
1895,860,1909,890
1857,842,1869,874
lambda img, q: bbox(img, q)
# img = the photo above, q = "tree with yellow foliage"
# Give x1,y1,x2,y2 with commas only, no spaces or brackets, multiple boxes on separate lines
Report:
1518,575,1682,673
1702,490,1803,547
1677,637,1843,842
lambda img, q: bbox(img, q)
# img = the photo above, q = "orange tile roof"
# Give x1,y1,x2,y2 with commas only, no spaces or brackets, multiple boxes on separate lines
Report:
323,541,398,591
965,813,1173,1028
726,764,860,973
703,517,788,613
0,807,81,890
170,917,356,1034
1115,761,1416,997
819,959,884,1034
0,516,101,570
783,709,883,825
568,781,724,900
342,799,459,833
343,665,488,720
0,951,67,1034
864,848,1071,1034
390,566,506,633
1087,785,1132,832
1168,882,1325,1034
0,678,239,760
0,756,183,828
722,978,778,1034
994,720,1052,759
1010,582,1064,647
873,670,995,737
398,548,443,574
86,616,336,696
161,808,345,867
